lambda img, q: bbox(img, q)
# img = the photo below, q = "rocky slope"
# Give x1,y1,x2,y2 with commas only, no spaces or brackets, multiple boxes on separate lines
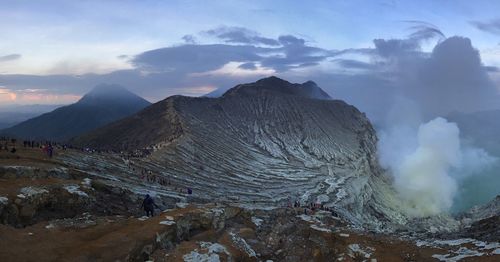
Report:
1,132,499,261
72,77,406,229
1,84,151,141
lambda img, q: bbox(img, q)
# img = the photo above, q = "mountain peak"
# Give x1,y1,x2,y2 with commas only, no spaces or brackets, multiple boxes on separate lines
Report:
255,76,291,87
302,80,318,86
78,84,149,106
222,76,331,100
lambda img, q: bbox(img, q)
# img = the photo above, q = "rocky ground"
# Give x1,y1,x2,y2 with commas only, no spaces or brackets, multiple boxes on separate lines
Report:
0,144,499,261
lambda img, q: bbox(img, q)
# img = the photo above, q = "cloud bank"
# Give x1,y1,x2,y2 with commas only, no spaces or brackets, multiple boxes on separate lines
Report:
1,24,498,115
0,54,21,62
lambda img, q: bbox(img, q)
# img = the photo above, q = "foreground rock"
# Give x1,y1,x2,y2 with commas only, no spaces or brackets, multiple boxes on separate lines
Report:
1,204,499,262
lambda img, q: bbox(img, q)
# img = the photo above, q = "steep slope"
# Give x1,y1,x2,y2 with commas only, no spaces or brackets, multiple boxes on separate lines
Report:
73,77,406,228
1,84,151,141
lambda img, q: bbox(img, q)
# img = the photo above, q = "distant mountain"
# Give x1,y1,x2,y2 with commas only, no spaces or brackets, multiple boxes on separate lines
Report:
1,84,151,141
203,87,227,98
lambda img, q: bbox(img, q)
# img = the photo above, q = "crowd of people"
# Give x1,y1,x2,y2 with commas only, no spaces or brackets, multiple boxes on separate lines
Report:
0,135,156,158
139,169,194,195
0,136,70,158
0,137,17,153
139,169,171,186
120,153,194,195
289,198,339,217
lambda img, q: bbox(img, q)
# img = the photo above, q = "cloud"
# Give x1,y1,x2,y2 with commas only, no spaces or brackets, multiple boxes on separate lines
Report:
332,59,375,70
415,36,498,115
332,35,498,119
205,26,280,46
238,62,257,70
471,19,500,35
1,25,498,118
0,54,21,62
133,28,336,74
261,36,336,72
404,20,446,41
132,44,265,74
372,38,421,58
0,26,339,103
484,65,499,72
278,35,306,46
182,34,197,44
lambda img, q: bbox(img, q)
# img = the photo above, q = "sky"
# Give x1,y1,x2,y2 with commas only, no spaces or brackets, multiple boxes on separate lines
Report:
1,0,500,120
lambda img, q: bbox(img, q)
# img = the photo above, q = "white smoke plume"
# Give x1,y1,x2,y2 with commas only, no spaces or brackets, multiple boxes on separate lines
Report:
379,115,496,217
356,33,500,217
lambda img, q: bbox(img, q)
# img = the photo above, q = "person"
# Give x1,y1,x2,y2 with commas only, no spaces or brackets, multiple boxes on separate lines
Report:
141,194,158,217
48,144,53,158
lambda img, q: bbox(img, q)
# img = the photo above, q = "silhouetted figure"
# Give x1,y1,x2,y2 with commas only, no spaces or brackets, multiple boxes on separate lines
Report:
141,194,158,217
48,144,54,158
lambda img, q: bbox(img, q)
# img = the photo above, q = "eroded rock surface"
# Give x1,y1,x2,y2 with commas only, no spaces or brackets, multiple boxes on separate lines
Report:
71,77,406,230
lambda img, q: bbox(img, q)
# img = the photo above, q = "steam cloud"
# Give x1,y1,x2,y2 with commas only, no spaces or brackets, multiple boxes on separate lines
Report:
379,113,496,217
380,118,458,216
373,35,499,217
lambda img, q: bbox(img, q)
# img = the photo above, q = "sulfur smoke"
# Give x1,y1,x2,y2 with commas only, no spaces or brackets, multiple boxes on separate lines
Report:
358,35,500,217
379,115,496,217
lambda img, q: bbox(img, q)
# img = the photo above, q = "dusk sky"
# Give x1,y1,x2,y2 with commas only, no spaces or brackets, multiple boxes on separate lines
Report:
1,0,500,119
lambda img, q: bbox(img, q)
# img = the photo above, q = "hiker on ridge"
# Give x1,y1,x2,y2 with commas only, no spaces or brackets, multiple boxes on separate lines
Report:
141,194,158,217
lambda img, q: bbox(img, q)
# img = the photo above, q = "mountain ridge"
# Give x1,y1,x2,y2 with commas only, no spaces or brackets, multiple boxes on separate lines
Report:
71,77,405,228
